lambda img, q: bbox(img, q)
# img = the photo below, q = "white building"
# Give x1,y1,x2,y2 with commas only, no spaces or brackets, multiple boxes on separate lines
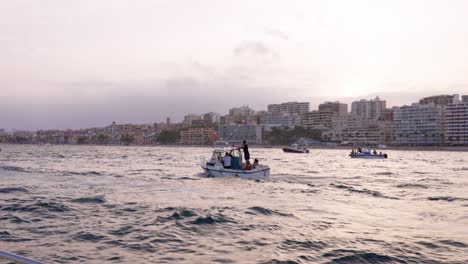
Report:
394,103,445,145
300,111,336,130
267,102,309,115
324,116,393,145
445,95,468,145
218,125,262,144
351,96,386,120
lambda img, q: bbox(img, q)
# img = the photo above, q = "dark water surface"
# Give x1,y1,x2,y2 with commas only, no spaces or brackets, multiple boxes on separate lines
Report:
1,144,467,263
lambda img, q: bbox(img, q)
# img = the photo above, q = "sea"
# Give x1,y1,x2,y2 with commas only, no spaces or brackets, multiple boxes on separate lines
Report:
0,144,467,263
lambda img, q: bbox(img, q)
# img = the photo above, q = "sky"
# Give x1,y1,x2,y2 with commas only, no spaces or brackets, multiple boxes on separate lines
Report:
1,0,468,130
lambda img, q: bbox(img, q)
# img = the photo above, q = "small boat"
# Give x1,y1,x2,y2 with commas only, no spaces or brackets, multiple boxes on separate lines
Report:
283,143,309,153
201,146,270,180
349,148,388,159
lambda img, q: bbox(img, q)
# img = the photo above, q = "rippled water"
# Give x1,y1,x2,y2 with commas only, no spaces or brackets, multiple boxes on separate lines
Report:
1,144,467,263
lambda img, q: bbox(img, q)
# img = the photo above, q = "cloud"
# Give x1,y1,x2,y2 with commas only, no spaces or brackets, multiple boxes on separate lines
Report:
233,41,279,59
264,27,289,40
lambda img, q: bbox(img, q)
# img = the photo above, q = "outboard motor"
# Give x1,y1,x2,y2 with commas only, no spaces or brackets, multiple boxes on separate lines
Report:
383,154,388,159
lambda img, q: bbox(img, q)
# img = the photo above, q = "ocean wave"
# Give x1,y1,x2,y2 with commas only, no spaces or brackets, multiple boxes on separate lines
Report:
328,252,403,263
438,239,467,248
1,200,72,213
70,196,107,204
0,187,30,193
330,183,399,200
280,239,328,251
0,215,32,224
427,196,468,202
258,259,300,264
192,214,235,225
62,171,103,176
395,184,428,189
0,165,29,173
246,206,293,217
0,231,34,242
375,172,394,176
73,231,107,242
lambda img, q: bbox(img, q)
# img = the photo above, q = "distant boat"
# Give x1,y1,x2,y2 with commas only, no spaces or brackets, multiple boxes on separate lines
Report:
283,143,309,153
349,148,388,159
201,146,270,180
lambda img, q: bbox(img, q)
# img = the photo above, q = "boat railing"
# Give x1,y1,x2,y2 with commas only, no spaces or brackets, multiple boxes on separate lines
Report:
0,250,44,264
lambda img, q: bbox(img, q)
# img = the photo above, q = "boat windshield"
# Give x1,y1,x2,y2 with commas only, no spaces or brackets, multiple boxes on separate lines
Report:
212,148,242,160
211,151,222,161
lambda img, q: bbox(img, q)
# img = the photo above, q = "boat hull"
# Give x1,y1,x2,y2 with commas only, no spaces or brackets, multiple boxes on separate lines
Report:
350,153,387,159
282,148,309,153
202,165,270,180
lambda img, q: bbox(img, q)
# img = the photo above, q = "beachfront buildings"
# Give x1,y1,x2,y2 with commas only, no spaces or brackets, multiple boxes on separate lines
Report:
445,95,468,145
324,116,393,145
179,127,218,145
267,102,309,115
394,103,445,145
218,125,262,144
420,94,459,106
351,96,386,120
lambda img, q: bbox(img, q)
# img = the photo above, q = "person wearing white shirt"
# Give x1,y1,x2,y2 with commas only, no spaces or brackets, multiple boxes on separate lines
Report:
222,152,231,169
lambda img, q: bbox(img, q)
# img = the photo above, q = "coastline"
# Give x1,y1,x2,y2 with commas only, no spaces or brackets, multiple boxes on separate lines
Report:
1,143,468,151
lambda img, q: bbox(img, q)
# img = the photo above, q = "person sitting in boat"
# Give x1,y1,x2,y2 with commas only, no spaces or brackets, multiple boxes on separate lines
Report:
253,159,259,169
358,147,362,153
379,152,382,155
373,149,377,155
244,160,252,171
223,152,231,169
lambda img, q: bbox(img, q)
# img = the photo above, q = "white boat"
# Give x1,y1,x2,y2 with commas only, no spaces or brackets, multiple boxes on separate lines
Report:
201,147,270,180
283,143,309,153
349,153,388,159
349,148,388,159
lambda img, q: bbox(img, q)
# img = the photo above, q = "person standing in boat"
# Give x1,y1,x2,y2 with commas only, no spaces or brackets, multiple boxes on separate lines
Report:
242,140,250,162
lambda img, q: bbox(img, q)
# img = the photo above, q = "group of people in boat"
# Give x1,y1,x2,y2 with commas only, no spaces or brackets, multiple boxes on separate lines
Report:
350,147,383,155
221,140,260,171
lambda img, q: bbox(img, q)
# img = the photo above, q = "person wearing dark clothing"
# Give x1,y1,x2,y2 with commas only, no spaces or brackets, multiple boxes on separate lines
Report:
242,140,250,161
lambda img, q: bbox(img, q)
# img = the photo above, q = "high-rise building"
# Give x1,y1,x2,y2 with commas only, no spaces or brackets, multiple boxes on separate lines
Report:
267,102,309,115
183,114,202,127
394,103,445,145
300,111,335,130
203,112,221,124
445,95,468,145
419,94,458,106
318,101,348,116
351,96,386,120
218,125,263,144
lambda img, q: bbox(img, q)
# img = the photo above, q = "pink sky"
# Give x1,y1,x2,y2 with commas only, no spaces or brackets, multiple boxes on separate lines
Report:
1,0,468,129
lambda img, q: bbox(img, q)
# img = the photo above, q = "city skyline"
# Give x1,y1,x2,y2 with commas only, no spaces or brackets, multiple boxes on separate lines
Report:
2,1,468,130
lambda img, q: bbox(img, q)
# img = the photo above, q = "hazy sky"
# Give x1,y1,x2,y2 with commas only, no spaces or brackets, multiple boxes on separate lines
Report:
2,0,468,130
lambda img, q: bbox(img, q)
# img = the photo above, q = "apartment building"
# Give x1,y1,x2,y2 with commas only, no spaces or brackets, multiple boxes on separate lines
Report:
394,103,445,145
267,102,309,115
218,125,262,144
180,127,218,145
445,95,468,145
318,101,348,116
351,96,386,120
